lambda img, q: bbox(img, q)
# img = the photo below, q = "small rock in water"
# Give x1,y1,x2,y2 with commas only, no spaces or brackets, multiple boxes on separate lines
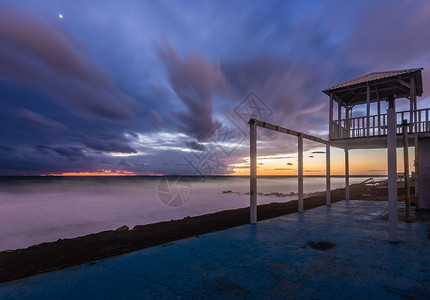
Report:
115,225,129,232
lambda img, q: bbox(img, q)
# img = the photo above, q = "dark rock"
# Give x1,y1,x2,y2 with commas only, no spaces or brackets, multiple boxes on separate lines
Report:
308,241,336,251
115,225,129,232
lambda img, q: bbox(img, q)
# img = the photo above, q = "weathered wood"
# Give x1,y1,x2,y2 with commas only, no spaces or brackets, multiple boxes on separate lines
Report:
249,119,257,224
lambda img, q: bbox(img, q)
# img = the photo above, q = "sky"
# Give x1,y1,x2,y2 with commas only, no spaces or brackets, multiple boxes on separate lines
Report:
1,0,430,176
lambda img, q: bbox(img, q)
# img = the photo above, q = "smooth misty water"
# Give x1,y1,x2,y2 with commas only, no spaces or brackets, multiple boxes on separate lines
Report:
0,176,377,251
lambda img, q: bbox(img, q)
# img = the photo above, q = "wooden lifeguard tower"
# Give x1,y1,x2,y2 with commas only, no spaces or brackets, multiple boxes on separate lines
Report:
323,68,429,241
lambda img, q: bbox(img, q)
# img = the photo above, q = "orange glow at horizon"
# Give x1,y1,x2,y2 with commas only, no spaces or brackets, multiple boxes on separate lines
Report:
230,148,416,176
44,169,137,176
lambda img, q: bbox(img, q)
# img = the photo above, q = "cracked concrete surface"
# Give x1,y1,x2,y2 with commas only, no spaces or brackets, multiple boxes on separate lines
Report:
1,200,429,299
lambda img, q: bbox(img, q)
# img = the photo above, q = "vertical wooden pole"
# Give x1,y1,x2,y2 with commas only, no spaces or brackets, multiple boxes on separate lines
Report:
329,94,334,140
387,98,398,242
346,106,350,138
402,120,411,222
298,133,304,212
415,134,419,210
411,76,420,210
338,102,342,121
367,83,371,136
250,119,257,224
345,148,350,200
326,143,331,206
378,100,381,135
410,76,415,133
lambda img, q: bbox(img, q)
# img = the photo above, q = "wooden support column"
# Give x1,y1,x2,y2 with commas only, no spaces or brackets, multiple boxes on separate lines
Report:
298,133,304,212
345,106,350,138
410,75,420,210
326,143,331,206
249,119,257,224
367,83,371,136
329,94,334,140
345,149,350,201
378,100,381,135
402,120,411,222
410,76,415,133
415,134,419,210
387,98,398,242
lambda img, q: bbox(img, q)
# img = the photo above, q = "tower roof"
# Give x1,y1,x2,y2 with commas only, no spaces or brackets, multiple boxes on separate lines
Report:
323,68,423,105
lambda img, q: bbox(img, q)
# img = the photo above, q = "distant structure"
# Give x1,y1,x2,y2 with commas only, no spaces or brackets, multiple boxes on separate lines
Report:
323,68,428,242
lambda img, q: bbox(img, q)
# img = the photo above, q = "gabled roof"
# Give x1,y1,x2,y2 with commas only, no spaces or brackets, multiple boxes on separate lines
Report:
323,68,423,106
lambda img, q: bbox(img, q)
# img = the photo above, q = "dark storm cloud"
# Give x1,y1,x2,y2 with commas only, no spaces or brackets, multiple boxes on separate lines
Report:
185,140,207,152
78,134,137,154
158,45,226,140
0,6,136,120
12,109,66,131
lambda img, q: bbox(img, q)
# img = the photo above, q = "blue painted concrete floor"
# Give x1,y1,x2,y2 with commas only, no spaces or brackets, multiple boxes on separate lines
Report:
1,200,429,299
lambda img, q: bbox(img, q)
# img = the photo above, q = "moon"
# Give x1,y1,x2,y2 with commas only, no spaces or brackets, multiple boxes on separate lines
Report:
58,13,63,19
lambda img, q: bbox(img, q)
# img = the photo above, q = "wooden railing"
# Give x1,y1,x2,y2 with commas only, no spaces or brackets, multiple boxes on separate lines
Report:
331,108,430,139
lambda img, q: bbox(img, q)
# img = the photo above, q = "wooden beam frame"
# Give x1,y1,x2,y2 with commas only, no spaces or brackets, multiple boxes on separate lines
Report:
249,119,329,223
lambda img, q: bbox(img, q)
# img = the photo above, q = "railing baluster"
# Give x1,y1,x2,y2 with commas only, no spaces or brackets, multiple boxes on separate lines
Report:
426,109,429,131
419,110,422,132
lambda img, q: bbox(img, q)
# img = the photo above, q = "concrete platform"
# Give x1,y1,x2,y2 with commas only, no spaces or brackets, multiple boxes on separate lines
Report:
1,200,429,299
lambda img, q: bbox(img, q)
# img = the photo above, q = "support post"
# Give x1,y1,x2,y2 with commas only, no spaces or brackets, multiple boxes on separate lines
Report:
402,120,411,222
345,149,350,201
414,134,419,210
329,94,334,140
249,119,257,224
326,143,331,206
410,76,415,133
378,100,381,135
387,97,398,242
346,106,350,138
411,75,419,210
298,133,304,212
367,83,371,136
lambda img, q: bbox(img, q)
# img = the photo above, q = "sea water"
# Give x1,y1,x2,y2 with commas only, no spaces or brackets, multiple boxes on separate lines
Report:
0,176,376,251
